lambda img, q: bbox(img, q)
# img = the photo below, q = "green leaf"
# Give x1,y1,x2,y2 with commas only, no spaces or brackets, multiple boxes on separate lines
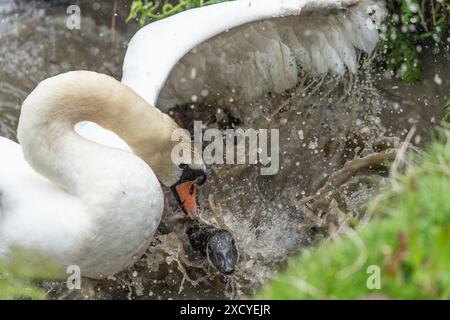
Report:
444,99,450,122
126,0,230,26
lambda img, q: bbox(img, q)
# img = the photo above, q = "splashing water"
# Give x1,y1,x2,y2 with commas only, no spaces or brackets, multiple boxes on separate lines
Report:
161,65,395,298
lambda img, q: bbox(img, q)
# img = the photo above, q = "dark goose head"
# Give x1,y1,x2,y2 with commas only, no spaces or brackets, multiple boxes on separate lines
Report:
186,221,238,275
206,229,238,275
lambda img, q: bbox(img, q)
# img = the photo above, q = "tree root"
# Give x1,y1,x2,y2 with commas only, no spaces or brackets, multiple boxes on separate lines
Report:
300,149,396,213
293,147,398,238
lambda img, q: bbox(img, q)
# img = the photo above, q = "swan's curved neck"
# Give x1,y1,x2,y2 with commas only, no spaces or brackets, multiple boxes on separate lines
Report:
17,71,178,193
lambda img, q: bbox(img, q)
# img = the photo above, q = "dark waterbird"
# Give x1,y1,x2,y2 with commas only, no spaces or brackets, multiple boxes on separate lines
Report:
186,220,239,276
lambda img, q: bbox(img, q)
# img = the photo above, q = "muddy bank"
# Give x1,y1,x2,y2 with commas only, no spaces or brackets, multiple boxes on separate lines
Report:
0,1,448,299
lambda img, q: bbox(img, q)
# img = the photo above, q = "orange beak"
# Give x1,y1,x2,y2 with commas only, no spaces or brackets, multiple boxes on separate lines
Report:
174,181,200,219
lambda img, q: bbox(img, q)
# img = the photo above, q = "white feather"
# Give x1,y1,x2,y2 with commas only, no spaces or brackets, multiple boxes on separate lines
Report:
122,0,386,109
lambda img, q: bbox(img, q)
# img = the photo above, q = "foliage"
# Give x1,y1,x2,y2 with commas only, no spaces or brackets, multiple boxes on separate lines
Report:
257,128,450,299
379,0,449,84
444,99,450,122
127,0,230,26
0,250,61,299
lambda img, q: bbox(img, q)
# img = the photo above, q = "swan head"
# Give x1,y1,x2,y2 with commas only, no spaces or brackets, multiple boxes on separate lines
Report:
151,127,207,219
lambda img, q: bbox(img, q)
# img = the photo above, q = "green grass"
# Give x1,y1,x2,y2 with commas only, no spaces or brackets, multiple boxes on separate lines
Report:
0,250,61,299
257,128,450,299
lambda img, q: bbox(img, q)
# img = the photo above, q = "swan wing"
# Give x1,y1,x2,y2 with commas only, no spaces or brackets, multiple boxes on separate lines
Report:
122,0,386,110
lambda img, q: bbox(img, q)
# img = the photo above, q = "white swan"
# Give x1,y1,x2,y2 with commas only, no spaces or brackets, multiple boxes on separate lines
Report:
0,71,206,278
122,0,386,110
74,1,386,179
0,0,386,278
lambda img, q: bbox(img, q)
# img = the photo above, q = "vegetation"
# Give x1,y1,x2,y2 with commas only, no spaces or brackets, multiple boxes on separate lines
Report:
127,0,228,26
0,250,60,299
379,0,449,84
445,99,450,121
257,128,450,299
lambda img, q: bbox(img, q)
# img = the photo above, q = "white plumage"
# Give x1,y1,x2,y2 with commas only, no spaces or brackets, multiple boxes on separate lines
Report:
122,0,386,110
0,71,186,278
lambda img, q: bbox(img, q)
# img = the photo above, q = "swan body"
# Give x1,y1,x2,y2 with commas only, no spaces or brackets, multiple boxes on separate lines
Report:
0,136,161,278
0,71,200,278
122,0,386,110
